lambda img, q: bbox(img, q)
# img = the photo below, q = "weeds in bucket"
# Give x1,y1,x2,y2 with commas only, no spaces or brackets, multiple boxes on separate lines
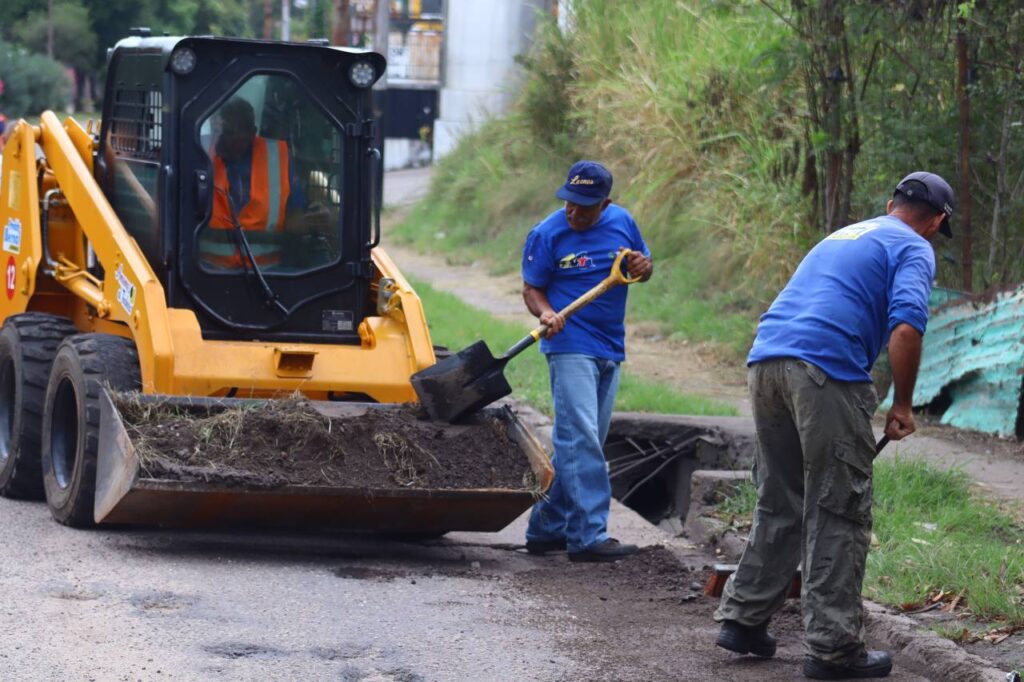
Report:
373,431,439,487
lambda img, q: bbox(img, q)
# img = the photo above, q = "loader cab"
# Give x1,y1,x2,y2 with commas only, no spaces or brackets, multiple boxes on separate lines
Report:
96,35,385,343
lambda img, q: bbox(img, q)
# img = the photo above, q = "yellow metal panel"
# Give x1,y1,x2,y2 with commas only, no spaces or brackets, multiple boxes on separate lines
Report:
0,121,43,319
165,309,420,402
371,246,436,372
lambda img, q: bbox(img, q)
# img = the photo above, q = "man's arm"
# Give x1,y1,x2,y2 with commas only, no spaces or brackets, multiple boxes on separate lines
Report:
885,322,923,440
523,283,565,339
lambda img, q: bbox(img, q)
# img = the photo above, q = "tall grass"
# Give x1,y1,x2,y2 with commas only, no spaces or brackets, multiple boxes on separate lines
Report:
392,1,819,359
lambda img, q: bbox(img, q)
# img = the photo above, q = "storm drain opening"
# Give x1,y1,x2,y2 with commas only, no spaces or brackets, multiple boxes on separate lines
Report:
603,414,756,533
605,434,700,527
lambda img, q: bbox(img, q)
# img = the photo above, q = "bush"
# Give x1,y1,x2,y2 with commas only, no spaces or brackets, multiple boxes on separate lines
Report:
0,40,72,117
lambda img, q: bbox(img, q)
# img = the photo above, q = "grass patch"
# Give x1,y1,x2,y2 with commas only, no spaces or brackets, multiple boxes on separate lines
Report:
412,277,737,417
868,458,1024,626
717,458,1024,626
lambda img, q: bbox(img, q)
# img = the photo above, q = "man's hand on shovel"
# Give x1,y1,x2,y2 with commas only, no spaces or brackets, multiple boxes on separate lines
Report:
884,403,916,441
538,309,566,339
624,249,653,281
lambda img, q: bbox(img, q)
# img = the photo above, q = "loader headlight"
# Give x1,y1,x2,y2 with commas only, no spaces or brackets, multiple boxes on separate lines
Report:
170,47,197,76
348,61,376,89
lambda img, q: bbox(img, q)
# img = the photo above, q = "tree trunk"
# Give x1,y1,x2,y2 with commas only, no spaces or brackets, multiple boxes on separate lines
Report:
794,0,859,233
988,95,1012,285
47,0,54,58
332,0,351,47
263,0,275,40
957,25,973,291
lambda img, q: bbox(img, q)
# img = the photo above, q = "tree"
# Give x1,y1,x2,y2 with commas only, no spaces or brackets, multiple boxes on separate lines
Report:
0,40,72,116
14,1,98,111
308,0,330,40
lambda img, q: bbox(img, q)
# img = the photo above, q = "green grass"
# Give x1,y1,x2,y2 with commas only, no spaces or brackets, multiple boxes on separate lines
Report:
717,458,1024,626
412,277,738,417
868,458,1024,625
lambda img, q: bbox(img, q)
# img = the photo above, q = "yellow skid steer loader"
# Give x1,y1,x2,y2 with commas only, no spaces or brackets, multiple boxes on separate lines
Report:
0,32,551,531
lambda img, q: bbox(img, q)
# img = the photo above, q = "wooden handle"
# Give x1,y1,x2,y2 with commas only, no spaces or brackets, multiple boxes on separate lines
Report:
526,249,642,340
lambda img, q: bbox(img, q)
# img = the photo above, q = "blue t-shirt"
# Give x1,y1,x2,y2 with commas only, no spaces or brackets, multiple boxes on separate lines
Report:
748,215,935,382
521,203,650,361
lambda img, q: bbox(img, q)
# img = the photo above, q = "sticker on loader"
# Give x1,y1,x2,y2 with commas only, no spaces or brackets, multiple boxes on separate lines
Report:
3,218,21,254
114,264,136,314
5,256,16,299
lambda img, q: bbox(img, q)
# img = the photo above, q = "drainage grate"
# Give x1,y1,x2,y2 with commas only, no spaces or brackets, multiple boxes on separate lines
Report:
605,433,702,525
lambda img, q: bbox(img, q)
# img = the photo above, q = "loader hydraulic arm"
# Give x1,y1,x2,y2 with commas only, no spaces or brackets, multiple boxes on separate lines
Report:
34,112,174,391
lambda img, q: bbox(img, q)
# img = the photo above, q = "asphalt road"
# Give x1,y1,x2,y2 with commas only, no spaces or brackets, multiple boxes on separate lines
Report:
0,495,580,681
0,492,935,681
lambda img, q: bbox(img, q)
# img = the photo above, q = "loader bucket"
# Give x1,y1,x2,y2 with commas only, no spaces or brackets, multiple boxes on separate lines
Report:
94,391,553,533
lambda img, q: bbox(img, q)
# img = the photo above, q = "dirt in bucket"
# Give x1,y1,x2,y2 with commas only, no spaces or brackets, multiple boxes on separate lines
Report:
116,396,537,491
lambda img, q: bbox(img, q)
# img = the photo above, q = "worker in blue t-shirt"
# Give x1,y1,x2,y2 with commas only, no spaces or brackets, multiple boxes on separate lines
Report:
714,172,955,681
521,161,653,563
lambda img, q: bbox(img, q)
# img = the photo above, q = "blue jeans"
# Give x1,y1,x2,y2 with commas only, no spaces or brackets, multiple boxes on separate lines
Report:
526,353,621,553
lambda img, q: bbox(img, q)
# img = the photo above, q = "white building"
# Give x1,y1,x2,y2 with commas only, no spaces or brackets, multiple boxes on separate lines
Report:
432,0,558,159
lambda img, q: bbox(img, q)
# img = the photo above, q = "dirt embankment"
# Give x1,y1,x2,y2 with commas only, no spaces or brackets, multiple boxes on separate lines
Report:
118,397,534,491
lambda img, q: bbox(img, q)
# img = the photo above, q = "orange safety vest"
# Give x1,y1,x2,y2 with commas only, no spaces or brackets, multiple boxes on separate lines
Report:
203,136,291,268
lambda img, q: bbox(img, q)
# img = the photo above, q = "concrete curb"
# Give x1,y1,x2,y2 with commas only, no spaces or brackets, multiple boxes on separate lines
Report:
864,602,1009,682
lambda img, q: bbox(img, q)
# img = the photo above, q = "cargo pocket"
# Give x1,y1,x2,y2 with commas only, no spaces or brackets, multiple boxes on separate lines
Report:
852,383,880,421
817,440,873,525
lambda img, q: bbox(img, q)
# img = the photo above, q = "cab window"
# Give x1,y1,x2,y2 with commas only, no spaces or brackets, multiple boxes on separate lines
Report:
106,88,162,263
196,74,344,275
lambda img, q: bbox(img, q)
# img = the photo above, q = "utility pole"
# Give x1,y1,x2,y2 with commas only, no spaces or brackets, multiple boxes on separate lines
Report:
373,0,389,68
282,0,291,41
957,22,973,291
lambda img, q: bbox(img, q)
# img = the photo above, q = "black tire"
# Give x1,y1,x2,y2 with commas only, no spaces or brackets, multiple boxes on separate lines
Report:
0,313,77,499
41,334,140,527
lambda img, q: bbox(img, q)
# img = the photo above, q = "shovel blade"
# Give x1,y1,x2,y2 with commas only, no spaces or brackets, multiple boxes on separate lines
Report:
411,340,513,422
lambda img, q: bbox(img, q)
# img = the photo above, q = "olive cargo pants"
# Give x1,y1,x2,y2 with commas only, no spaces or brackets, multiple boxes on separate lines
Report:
714,358,879,664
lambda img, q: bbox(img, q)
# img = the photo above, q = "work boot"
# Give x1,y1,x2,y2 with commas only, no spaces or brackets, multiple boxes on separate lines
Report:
715,620,777,658
525,538,567,555
803,651,893,679
568,538,639,563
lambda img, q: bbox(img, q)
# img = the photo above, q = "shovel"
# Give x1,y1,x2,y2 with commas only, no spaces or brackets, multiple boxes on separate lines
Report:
412,248,643,422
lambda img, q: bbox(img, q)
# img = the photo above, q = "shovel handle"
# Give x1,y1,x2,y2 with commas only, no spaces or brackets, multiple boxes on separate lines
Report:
505,249,642,360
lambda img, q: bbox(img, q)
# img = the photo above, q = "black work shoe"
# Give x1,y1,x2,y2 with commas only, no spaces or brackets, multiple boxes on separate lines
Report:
568,538,639,563
525,538,567,555
803,651,893,679
715,620,777,658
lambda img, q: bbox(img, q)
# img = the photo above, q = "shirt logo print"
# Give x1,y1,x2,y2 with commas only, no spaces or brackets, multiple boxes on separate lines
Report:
826,221,881,241
558,252,594,270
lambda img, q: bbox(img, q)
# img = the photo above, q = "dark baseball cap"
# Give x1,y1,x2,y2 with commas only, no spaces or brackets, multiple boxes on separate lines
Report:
555,160,613,206
894,171,955,237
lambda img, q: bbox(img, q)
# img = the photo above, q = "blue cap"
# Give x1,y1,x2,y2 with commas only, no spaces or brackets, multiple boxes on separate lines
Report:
555,161,612,206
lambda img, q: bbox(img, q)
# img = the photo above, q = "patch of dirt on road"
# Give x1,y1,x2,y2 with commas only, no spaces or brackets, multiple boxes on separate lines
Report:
508,546,928,682
119,396,533,490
